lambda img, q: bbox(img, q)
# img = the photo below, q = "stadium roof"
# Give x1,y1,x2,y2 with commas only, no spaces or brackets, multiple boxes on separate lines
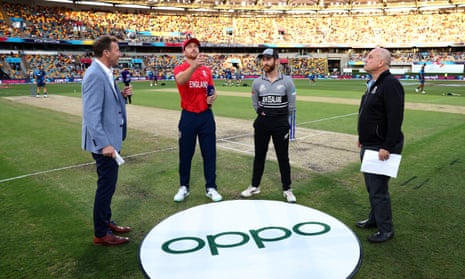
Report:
44,0,465,14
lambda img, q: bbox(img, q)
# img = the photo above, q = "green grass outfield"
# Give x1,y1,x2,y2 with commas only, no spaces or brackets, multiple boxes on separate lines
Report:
1,78,464,278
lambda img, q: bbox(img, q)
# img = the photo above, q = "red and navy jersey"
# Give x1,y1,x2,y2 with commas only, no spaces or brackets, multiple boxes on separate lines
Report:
174,62,214,113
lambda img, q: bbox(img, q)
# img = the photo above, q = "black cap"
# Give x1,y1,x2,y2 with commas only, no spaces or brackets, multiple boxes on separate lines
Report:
257,48,279,59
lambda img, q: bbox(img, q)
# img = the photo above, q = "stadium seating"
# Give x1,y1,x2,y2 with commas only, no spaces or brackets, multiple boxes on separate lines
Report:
1,2,464,80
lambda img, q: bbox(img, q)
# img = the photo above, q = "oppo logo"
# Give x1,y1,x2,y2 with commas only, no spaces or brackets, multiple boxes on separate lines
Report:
161,221,330,256
140,201,361,278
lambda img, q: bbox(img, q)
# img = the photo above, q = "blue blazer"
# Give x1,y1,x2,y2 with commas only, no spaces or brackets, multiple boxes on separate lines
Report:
81,59,127,154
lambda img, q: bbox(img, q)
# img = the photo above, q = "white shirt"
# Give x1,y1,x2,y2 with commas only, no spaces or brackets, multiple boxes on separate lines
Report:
94,58,117,93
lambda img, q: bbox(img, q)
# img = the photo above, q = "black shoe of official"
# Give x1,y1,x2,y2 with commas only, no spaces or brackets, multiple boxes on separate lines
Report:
355,219,377,229
368,231,394,243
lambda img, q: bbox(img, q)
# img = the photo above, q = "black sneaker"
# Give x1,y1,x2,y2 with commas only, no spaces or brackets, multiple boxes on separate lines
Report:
368,231,394,243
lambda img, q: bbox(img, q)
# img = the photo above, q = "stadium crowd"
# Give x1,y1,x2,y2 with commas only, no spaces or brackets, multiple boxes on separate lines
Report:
1,2,465,81
2,2,465,44
1,50,330,81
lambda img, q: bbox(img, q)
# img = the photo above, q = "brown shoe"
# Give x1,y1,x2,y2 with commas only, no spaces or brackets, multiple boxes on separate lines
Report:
108,221,132,234
93,233,129,246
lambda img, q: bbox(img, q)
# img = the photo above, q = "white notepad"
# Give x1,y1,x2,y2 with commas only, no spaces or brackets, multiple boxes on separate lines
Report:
361,149,402,178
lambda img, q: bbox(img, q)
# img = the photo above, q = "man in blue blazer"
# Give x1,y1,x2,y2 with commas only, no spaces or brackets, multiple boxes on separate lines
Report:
82,35,133,246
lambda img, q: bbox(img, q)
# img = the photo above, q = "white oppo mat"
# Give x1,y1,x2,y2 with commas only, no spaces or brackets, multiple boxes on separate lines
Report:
140,200,361,279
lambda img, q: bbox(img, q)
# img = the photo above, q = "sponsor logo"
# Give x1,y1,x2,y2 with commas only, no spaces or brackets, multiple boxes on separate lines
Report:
140,200,361,278
162,221,330,255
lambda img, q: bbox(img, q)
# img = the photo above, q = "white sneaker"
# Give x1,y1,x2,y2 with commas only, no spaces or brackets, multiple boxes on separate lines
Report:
421,91,425,94
43,94,48,98
241,185,260,198
206,188,222,202
174,186,189,202
36,94,41,98
415,88,419,93
283,189,296,203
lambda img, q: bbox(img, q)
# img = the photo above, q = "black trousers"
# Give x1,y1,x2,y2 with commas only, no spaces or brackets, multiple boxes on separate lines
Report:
92,153,118,237
251,115,291,190
360,147,394,233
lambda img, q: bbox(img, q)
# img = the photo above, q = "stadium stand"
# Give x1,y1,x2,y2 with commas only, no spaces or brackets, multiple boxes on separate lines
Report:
0,0,464,82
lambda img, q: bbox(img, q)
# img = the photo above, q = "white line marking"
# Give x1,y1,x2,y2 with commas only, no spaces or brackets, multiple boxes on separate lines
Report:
297,113,357,125
218,138,251,148
0,146,177,184
0,162,95,183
